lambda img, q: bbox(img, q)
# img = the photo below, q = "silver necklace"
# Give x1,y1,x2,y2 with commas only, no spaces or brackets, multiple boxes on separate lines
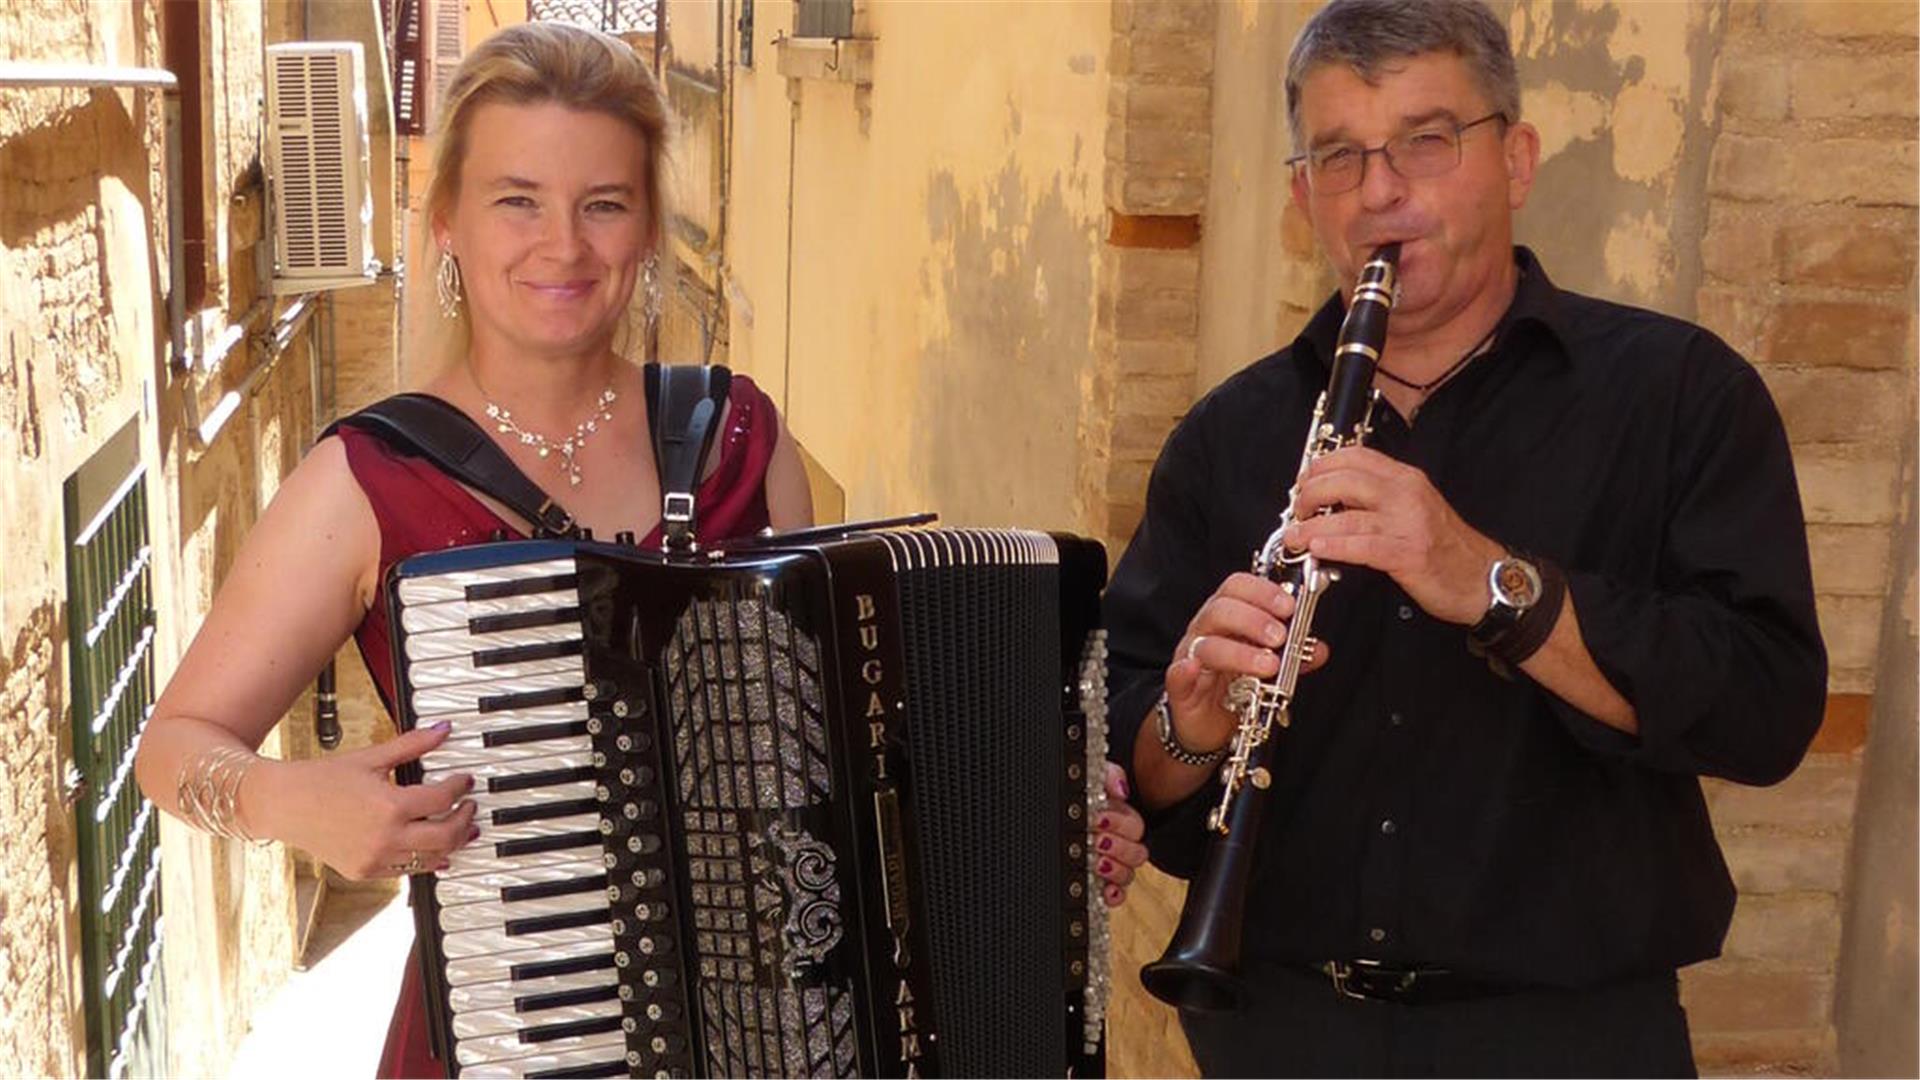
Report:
483,383,617,488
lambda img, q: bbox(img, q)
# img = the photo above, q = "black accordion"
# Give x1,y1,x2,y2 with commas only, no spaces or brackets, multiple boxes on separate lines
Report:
385,528,1113,1078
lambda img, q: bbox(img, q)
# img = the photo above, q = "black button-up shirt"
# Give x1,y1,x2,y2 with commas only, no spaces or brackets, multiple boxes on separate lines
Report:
1105,248,1826,986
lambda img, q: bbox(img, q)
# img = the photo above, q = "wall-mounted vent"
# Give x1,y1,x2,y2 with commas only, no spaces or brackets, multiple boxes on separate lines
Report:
266,42,377,293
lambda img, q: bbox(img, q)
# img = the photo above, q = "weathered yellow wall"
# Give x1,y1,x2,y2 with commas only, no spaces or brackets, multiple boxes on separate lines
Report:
722,0,1111,532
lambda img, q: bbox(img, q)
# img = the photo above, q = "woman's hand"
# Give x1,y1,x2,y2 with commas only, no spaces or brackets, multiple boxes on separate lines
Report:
1092,762,1150,907
247,722,479,880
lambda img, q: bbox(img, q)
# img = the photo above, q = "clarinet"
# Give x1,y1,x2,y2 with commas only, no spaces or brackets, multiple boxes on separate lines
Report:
1140,243,1400,1012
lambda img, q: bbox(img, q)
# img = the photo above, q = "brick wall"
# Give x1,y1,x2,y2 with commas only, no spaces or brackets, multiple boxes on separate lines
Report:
1093,4,1214,1076
1085,0,1214,559
1686,4,1916,1073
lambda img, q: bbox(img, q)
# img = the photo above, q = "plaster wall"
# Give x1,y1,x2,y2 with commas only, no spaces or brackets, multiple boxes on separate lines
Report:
722,0,1111,532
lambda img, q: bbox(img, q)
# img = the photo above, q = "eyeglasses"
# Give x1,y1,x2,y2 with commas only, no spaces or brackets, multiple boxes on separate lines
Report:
1289,111,1507,195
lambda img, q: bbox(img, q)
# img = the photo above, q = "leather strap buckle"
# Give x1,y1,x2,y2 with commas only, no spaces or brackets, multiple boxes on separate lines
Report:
662,492,695,524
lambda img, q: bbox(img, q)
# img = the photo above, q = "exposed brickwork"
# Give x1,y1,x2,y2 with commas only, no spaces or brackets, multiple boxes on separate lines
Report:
1690,21,1912,1066
1091,5,1214,1076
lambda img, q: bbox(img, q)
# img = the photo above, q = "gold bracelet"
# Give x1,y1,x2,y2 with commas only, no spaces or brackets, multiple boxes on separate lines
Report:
175,746,269,845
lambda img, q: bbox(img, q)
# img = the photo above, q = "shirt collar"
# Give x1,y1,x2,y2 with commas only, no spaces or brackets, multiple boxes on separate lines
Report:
1295,246,1572,372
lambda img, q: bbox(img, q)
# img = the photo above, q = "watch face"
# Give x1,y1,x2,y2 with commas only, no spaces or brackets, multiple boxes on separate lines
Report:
1493,559,1542,608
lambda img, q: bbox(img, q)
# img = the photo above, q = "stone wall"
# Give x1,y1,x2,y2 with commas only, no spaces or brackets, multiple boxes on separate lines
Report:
1,0,398,1072
1,1,167,1070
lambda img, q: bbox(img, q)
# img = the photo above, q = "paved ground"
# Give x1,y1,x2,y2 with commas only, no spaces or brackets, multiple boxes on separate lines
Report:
228,885,411,1079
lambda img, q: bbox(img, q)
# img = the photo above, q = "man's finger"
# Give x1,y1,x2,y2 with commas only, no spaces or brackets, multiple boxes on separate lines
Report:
1192,595,1291,651
1211,572,1298,620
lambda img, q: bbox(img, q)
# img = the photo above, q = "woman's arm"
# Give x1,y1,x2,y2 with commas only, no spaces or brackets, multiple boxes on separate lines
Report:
134,437,475,877
764,418,815,530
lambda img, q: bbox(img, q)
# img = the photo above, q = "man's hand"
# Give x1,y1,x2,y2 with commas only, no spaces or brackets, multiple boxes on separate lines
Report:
1130,572,1334,809
1284,446,1503,625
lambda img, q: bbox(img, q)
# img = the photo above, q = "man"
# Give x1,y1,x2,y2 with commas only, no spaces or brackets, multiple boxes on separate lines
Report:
1103,1,1827,1076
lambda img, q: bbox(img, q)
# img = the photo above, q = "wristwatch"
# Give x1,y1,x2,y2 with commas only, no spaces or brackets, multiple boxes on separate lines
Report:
1155,691,1227,768
1467,551,1565,667
1468,555,1543,647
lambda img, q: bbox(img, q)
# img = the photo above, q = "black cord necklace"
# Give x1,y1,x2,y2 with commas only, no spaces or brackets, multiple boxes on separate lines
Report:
1375,324,1500,394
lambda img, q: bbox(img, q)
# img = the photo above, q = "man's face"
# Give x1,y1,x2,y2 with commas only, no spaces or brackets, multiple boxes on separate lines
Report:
1289,51,1538,337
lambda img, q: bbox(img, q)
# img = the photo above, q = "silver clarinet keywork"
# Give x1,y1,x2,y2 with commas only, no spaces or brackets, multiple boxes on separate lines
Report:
1141,243,1400,1013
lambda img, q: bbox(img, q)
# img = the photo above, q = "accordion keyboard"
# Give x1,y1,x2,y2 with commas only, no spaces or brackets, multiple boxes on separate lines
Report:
397,557,661,1078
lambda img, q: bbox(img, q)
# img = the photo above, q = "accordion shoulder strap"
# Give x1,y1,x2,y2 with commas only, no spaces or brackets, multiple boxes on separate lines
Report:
322,393,582,539
645,362,732,553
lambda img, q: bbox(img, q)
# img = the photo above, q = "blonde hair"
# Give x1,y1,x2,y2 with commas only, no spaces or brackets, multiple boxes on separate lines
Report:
408,22,670,379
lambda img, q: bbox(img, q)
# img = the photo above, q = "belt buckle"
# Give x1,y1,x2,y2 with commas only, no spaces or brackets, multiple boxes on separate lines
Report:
1325,959,1417,1003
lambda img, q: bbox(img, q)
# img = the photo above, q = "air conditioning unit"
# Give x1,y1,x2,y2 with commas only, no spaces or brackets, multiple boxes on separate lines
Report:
265,42,378,293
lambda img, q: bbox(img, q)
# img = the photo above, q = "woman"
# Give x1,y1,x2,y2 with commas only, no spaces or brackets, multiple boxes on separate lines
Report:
135,21,1146,1077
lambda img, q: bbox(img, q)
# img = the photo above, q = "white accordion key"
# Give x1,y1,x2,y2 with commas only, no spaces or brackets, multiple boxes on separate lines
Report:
435,857,605,907
399,588,581,634
443,936,610,986
471,811,604,847
411,667,586,719
440,921,614,960
457,1044,630,1079
422,749,595,789
445,967,619,1014
405,650,586,690
453,1024,627,1069
436,889,608,933
443,839,605,880
395,558,578,605
402,620,581,661
451,996,624,1041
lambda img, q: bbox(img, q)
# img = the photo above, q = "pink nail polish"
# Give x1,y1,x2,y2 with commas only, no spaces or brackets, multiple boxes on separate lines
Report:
1098,858,1112,874
428,720,452,733
1095,814,1109,831
1098,836,1113,852
467,825,480,842
1117,774,1131,799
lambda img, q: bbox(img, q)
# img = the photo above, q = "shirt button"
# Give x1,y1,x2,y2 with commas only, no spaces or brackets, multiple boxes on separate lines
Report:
1369,927,1388,944
1380,819,1397,835
1397,604,1414,621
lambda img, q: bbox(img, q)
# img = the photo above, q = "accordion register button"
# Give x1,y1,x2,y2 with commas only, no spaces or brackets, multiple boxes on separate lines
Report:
627,832,662,855
646,1001,681,1022
642,967,678,989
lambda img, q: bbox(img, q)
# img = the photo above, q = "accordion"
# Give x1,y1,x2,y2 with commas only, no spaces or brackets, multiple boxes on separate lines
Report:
385,528,1113,1078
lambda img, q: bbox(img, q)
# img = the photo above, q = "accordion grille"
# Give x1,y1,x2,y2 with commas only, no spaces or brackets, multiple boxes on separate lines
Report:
890,533,1067,1076
664,588,859,1077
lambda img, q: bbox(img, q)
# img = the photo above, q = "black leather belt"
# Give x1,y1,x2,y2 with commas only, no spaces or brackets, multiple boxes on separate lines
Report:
1300,959,1524,1005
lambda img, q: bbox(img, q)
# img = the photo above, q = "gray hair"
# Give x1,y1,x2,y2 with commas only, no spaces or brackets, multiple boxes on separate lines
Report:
1285,0,1521,152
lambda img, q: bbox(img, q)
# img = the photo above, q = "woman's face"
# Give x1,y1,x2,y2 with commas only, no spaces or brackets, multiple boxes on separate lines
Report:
436,101,653,361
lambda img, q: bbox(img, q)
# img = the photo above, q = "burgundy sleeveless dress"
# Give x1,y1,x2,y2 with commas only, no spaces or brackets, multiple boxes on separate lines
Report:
336,377,779,1078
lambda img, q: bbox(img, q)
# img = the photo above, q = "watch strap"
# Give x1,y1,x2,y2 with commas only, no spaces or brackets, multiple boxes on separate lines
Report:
1487,557,1566,667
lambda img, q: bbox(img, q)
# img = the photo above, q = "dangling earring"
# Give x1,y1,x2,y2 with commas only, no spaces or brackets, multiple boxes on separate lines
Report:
641,254,662,326
436,247,464,319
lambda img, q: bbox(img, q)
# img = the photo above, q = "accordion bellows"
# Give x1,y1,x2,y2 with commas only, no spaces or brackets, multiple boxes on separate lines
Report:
385,528,1111,1078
